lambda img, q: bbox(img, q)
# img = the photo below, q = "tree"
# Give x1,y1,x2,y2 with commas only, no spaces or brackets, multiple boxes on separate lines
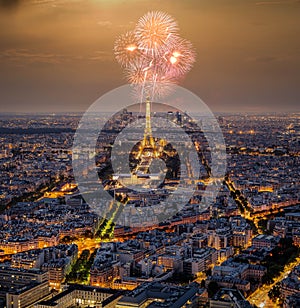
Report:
205,268,212,276
207,281,219,297
268,283,281,301
60,235,78,244
83,230,94,239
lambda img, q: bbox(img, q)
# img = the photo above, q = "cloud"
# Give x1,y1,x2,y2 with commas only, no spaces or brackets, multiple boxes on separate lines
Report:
0,48,113,65
30,0,82,7
97,20,137,30
0,48,65,64
246,55,283,63
97,20,113,27
255,0,300,5
0,0,77,11
0,0,20,10
87,51,113,62
0,0,60,9
31,0,56,4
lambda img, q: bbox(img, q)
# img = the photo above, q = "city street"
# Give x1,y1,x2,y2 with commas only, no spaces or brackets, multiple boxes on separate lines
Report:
248,256,300,307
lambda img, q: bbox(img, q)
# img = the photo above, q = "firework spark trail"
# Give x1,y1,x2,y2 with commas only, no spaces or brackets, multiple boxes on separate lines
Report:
140,69,148,112
150,73,158,102
114,31,140,68
114,11,196,104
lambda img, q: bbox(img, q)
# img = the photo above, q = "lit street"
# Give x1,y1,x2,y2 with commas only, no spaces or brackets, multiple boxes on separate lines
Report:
248,256,300,307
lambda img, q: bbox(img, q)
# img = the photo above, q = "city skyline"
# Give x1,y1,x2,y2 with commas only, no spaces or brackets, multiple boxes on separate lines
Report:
0,2,300,307
0,112,299,307
0,0,300,113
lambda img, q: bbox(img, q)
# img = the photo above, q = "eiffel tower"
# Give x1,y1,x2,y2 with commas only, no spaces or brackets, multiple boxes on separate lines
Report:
141,97,156,150
134,97,163,176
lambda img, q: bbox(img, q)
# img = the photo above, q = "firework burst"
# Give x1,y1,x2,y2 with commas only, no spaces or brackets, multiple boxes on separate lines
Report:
161,37,196,79
114,31,141,68
114,11,196,101
135,11,178,57
125,57,152,84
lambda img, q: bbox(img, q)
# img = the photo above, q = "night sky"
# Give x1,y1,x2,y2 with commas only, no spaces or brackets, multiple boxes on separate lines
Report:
0,0,299,113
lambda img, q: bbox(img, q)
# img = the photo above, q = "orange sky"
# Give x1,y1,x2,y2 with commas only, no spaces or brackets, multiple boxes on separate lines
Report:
0,0,299,113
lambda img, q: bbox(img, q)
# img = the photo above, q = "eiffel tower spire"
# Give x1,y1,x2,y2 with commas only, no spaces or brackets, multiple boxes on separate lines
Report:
142,97,155,149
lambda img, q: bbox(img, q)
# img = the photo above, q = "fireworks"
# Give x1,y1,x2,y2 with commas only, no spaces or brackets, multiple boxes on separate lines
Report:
114,31,141,68
162,37,196,79
135,11,178,57
125,58,151,84
114,11,195,101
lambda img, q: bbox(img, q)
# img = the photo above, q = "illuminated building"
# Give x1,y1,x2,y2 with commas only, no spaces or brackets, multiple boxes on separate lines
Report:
206,276,251,294
157,254,182,272
90,265,115,288
0,266,49,308
41,244,78,290
90,247,120,288
35,284,124,308
210,288,252,308
116,282,201,308
251,234,280,249
11,249,44,270
183,248,218,275
284,293,300,308
207,228,232,250
6,282,50,308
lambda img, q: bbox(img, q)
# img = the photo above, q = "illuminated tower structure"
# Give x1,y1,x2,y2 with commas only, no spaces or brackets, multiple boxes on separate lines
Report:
135,97,157,171
133,98,164,176
141,97,155,150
